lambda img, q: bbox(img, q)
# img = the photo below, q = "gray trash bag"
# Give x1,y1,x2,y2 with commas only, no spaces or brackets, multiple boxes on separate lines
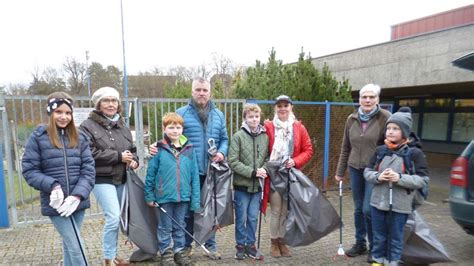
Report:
194,160,234,244
120,169,160,262
402,210,454,264
266,162,341,247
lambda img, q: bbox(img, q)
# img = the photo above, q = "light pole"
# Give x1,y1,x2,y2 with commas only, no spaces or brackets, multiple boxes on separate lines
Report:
120,0,129,125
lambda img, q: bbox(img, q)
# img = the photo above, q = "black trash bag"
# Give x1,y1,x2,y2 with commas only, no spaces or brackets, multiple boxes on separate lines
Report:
194,161,234,244
120,169,160,262
402,210,454,264
266,161,341,247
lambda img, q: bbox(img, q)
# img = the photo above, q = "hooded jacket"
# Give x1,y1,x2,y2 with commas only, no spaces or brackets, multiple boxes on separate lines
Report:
144,136,200,211
22,125,95,216
228,123,269,193
364,136,429,214
176,100,229,176
80,110,138,185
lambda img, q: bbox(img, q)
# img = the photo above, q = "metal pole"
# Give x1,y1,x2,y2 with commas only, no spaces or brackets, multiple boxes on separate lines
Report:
120,0,129,125
1,98,18,226
323,100,331,189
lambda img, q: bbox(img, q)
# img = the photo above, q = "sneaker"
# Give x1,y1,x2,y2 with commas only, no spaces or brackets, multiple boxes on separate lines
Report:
202,249,222,260
345,243,367,257
182,246,193,257
367,251,374,263
245,244,264,260
161,249,175,266
174,251,192,266
235,245,246,260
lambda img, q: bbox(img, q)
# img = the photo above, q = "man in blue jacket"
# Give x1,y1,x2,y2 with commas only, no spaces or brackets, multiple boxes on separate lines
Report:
150,77,228,259
177,77,228,259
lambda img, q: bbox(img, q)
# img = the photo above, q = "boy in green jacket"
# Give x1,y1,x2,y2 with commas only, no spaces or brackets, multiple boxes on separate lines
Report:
144,112,200,265
228,103,269,260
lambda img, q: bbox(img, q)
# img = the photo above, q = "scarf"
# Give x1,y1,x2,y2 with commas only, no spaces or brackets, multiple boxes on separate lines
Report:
384,138,409,150
191,99,210,125
358,104,380,122
269,113,295,162
105,113,121,122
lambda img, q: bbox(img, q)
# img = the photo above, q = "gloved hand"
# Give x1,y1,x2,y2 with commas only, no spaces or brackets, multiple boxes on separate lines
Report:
49,185,64,209
57,196,81,217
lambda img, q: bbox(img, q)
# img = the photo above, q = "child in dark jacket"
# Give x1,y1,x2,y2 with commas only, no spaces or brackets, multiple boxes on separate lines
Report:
228,103,269,260
22,92,95,266
364,107,429,266
144,112,200,265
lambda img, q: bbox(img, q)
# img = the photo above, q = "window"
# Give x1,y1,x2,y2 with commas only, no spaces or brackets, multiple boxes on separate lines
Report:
398,99,419,107
421,113,448,141
412,113,419,135
455,99,474,108
425,98,451,108
452,113,474,142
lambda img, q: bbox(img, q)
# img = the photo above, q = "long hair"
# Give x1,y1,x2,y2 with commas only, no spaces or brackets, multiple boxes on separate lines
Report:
46,92,79,148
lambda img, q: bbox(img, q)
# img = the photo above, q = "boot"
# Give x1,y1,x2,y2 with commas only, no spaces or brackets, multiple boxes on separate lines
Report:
278,238,291,257
113,258,130,266
270,238,281,258
104,259,113,266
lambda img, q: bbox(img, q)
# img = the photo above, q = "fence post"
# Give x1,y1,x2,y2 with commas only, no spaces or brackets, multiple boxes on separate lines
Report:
0,143,9,228
133,98,145,176
323,101,331,189
0,96,17,226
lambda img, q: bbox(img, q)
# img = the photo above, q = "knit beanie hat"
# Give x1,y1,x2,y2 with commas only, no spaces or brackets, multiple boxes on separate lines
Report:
91,87,120,106
386,106,412,139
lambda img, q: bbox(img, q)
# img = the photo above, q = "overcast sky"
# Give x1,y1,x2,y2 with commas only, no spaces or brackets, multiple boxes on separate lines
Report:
1,0,472,86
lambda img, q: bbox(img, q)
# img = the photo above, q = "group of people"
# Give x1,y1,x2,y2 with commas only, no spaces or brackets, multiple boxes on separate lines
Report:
21,79,428,266
335,84,429,266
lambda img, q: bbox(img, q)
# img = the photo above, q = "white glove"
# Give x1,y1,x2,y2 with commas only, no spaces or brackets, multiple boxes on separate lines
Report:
49,185,64,209
57,196,81,217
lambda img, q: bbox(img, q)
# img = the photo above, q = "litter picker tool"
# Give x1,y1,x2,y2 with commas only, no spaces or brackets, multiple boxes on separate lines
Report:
333,180,348,261
388,181,393,263
154,202,220,260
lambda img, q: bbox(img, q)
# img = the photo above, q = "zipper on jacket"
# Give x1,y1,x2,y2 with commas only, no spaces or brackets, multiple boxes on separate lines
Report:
252,137,257,192
176,156,181,202
60,129,70,196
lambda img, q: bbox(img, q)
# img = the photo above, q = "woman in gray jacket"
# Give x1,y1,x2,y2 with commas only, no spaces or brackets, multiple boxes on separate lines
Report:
80,87,138,266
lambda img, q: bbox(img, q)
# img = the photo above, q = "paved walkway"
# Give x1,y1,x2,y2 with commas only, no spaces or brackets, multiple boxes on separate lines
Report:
1,173,474,265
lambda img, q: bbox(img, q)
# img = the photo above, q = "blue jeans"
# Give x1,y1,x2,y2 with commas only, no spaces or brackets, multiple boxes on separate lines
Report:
184,175,217,251
234,190,261,246
371,207,408,263
349,166,374,250
93,183,124,260
157,202,189,254
50,209,87,266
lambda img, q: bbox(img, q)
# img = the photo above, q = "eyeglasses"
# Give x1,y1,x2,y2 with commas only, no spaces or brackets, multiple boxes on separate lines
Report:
101,98,119,104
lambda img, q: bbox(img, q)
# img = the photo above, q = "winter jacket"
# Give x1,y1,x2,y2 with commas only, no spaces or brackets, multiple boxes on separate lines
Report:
176,100,229,176
364,140,429,214
144,136,200,211
264,120,313,169
80,111,138,185
22,125,95,216
261,120,314,213
336,108,391,176
228,123,269,193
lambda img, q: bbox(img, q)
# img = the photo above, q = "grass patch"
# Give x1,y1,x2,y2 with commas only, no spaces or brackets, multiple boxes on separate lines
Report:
3,169,39,206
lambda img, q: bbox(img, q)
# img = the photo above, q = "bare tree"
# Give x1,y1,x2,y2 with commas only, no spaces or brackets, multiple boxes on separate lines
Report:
63,57,86,95
212,53,234,76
